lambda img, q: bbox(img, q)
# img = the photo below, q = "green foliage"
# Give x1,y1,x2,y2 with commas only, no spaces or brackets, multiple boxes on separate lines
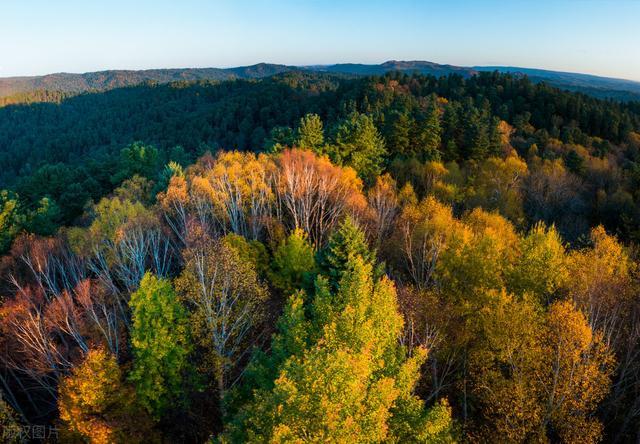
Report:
463,106,490,160
113,142,160,184
415,100,442,160
25,197,62,236
114,175,155,204
128,273,191,418
229,290,311,414
507,223,567,302
564,149,585,175
222,233,270,278
87,195,152,245
0,190,24,253
331,112,387,184
268,228,317,295
157,161,184,194
264,126,295,153
386,110,413,155
318,216,378,290
295,113,325,152
225,251,454,443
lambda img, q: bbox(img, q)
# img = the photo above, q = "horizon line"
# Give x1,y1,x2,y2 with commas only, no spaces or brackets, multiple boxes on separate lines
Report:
1,60,640,84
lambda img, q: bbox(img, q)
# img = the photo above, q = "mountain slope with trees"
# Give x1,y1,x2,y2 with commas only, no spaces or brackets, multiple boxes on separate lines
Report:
3,60,640,105
1,71,640,442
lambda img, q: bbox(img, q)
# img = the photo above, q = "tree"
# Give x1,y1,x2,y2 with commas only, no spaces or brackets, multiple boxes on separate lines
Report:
0,190,24,253
296,113,325,152
58,348,156,444
367,173,399,248
318,215,377,290
159,151,276,242
67,193,171,293
332,112,387,184
507,223,567,303
564,149,585,175
264,126,294,153
541,300,614,443
441,103,461,161
415,100,442,159
204,151,276,239
221,233,270,278
563,227,640,439
26,197,61,236
463,106,489,160
396,196,463,289
268,228,317,295
112,142,160,184
466,155,528,226
226,254,454,442
275,149,367,247
175,230,268,413
128,273,191,418
523,159,587,241
386,110,412,155
438,208,519,297
80,195,152,248
467,289,545,441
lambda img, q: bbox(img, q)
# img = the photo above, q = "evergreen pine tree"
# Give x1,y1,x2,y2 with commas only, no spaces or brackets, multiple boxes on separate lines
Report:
296,113,325,153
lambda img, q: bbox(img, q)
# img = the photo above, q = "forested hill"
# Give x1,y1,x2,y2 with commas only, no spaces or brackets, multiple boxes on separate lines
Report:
3,70,640,443
2,70,640,249
0,63,294,102
3,60,640,104
475,66,640,102
0,61,476,103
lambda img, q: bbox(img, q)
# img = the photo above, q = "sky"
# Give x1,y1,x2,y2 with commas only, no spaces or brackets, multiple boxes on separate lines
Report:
2,0,639,81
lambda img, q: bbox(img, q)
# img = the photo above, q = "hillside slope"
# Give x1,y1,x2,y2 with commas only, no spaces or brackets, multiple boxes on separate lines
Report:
2,60,640,103
475,66,640,101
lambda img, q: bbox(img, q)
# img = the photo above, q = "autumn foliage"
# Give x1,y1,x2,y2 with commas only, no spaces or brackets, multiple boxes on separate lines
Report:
0,147,638,443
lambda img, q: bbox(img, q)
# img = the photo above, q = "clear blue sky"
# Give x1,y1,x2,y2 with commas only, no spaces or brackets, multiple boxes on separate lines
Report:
2,0,639,81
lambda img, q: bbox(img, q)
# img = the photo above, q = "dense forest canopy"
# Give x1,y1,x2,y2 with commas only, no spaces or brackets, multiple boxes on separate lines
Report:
2,71,640,244
1,71,640,443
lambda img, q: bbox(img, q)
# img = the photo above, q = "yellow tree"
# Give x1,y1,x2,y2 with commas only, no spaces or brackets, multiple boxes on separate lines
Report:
158,151,276,241
541,300,614,443
226,256,454,443
564,227,640,438
467,289,545,442
466,155,528,226
58,348,156,444
507,222,568,303
395,196,465,289
439,208,518,298
205,151,276,239
565,226,635,343
175,228,268,412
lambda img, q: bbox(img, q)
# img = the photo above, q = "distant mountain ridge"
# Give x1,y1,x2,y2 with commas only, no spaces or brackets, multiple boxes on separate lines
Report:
2,60,639,102
0,63,293,98
313,60,478,77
